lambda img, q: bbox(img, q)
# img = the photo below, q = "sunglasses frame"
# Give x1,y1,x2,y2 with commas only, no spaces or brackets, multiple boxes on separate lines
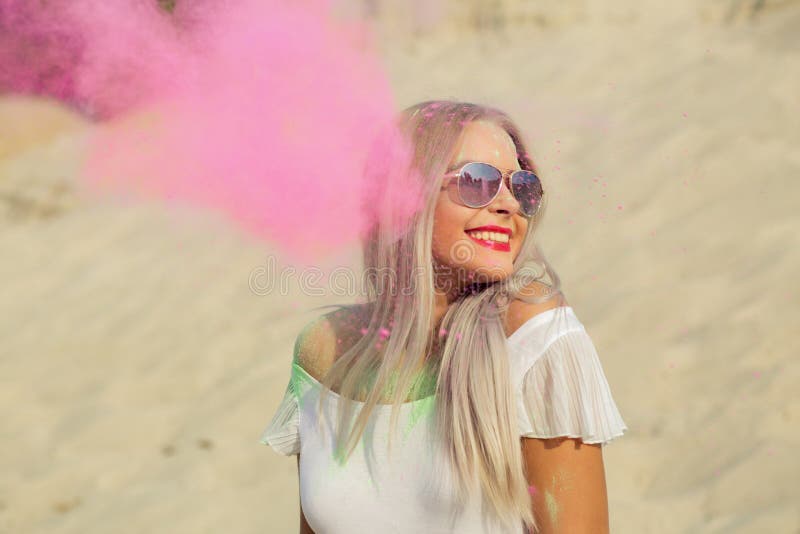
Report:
441,161,544,218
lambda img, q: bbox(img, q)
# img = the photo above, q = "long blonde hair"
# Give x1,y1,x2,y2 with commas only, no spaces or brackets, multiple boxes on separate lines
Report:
312,99,565,533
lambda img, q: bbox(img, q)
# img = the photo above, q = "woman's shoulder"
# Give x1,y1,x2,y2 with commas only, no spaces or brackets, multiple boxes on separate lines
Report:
502,280,568,339
294,304,372,382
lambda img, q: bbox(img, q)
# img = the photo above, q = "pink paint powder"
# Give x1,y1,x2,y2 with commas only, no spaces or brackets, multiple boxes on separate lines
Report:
2,0,422,266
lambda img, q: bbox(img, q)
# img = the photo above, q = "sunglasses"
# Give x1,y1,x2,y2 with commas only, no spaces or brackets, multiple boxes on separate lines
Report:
441,161,544,218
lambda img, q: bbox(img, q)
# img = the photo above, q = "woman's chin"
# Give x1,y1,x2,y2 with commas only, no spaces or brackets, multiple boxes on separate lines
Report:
466,262,513,284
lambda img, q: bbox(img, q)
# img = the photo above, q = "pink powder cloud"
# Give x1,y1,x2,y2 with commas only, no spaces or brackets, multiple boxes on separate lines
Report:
1,0,422,265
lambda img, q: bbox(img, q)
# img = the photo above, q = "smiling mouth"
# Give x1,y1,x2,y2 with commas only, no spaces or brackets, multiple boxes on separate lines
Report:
464,231,511,252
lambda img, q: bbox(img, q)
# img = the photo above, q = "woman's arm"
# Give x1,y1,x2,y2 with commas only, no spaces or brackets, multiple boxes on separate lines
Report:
297,454,315,534
521,437,609,534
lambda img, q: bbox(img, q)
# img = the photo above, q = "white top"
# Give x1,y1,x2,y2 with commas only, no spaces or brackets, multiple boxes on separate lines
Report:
258,306,628,533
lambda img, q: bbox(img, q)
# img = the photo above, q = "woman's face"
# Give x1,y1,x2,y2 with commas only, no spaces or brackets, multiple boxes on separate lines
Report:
432,120,529,288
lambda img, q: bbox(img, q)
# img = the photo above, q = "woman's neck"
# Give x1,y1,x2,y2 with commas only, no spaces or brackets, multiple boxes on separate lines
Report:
432,268,466,327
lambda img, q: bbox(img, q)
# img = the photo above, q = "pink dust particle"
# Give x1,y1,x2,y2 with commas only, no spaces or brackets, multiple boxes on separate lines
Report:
454,333,462,341
617,205,623,210
438,328,447,337
528,485,537,496
682,112,688,118
378,327,390,339
360,327,369,335
753,371,761,378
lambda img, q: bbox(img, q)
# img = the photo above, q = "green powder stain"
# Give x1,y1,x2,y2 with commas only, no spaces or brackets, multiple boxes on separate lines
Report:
544,490,559,529
554,467,575,492
401,363,437,440
157,0,176,12
403,395,435,440
291,357,439,464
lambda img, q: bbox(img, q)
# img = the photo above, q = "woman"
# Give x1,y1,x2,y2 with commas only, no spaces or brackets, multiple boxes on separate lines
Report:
259,100,627,533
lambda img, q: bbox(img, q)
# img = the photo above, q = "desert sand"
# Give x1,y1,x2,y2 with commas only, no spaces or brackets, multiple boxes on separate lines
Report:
1,1,798,532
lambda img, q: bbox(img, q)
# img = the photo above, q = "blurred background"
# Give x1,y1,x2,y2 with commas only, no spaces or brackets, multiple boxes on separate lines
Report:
1,0,798,532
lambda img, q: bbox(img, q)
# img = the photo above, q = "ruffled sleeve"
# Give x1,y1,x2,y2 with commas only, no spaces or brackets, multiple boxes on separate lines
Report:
511,308,628,446
258,375,301,456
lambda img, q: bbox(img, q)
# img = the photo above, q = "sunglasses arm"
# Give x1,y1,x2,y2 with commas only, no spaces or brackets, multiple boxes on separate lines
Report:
440,171,460,189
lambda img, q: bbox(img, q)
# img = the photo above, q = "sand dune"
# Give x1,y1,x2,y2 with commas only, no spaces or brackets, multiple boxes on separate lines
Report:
1,2,798,532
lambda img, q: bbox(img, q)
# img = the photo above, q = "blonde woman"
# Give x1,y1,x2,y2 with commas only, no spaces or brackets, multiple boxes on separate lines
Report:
259,100,627,533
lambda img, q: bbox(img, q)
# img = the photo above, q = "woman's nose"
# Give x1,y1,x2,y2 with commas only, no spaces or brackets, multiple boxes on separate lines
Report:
489,180,520,215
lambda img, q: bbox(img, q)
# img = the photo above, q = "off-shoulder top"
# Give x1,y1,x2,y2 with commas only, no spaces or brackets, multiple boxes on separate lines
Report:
258,306,627,533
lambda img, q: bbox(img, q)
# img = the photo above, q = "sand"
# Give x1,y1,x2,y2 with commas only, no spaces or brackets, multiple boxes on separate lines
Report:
1,1,798,532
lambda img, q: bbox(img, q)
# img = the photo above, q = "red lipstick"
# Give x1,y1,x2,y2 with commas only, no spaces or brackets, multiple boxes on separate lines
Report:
464,225,512,252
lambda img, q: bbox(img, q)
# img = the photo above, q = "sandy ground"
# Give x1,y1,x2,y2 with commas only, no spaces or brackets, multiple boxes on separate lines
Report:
1,1,798,532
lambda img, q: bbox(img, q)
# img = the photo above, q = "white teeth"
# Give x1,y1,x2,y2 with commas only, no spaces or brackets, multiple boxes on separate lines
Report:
466,230,509,244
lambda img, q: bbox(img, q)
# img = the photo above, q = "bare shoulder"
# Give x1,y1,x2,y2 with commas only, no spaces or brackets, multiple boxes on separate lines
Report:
293,314,337,381
503,280,568,338
294,303,372,382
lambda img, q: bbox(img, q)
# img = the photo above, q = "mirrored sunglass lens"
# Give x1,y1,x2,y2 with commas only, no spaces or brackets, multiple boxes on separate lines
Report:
511,171,543,216
459,163,502,207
